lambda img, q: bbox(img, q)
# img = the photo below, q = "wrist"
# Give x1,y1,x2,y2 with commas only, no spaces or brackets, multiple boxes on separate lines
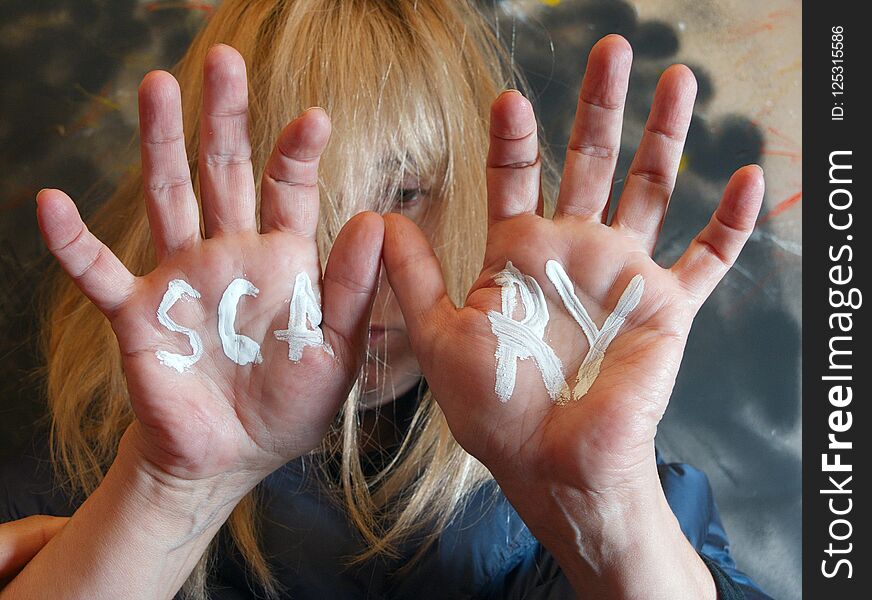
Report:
114,423,258,543
77,426,254,594
497,474,716,600
2,426,256,599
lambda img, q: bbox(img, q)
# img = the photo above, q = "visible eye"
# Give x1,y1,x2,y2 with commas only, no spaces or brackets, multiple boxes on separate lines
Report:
394,187,423,209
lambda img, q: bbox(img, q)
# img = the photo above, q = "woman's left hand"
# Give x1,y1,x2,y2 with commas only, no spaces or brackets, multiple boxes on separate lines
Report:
382,35,763,599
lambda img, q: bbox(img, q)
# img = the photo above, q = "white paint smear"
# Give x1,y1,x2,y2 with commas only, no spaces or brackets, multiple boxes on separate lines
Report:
273,271,334,362
155,279,204,373
487,261,569,403
546,260,644,400
218,278,264,366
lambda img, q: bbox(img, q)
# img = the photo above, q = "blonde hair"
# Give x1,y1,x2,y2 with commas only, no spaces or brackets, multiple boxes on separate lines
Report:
42,0,557,597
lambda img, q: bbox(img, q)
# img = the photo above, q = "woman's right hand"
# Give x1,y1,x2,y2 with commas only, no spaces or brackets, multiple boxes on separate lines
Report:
36,45,383,491
0,516,68,587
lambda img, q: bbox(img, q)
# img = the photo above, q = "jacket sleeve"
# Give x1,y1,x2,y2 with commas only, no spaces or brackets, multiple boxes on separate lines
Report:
479,541,764,600
658,458,773,600
483,458,773,599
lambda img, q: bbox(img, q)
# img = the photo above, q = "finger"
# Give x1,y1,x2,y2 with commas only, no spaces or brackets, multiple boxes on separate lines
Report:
321,211,385,368
671,165,764,302
0,515,68,580
260,107,331,237
199,44,257,237
36,189,136,317
138,71,200,260
554,34,632,220
613,64,697,253
381,213,456,342
486,90,540,226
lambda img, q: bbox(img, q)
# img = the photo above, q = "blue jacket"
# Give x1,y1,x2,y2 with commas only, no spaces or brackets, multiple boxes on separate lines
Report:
1,437,771,599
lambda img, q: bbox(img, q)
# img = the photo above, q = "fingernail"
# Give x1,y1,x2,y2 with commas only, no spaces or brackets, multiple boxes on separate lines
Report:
500,88,523,98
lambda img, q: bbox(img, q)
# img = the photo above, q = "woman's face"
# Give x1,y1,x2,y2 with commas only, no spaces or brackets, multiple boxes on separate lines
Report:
361,173,434,408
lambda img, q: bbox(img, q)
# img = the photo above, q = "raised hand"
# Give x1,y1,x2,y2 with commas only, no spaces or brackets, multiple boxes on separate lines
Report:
381,36,762,596
36,45,383,487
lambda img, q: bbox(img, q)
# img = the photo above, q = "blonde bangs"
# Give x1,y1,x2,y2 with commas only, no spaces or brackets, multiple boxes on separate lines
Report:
252,0,497,299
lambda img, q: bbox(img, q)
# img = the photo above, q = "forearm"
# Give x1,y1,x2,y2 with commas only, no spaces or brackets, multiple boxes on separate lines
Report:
1,427,254,600
497,470,716,600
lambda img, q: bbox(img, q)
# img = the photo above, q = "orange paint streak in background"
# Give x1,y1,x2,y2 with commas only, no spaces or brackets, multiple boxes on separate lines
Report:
762,148,803,161
726,8,794,39
761,124,798,147
758,191,802,224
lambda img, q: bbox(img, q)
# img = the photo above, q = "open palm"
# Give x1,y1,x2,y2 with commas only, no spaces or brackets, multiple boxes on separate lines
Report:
36,46,382,484
382,36,764,498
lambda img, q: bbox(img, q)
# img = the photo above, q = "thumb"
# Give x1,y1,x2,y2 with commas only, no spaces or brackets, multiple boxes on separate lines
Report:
321,211,384,370
381,213,455,346
36,189,135,318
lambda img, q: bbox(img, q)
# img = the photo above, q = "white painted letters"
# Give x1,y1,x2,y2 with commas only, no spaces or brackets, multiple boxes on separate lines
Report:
488,260,645,404
487,262,569,403
155,273,334,372
217,278,264,366
546,260,644,400
273,271,334,362
155,279,204,373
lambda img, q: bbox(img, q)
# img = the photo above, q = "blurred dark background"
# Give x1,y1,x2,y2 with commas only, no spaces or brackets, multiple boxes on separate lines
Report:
0,1,800,597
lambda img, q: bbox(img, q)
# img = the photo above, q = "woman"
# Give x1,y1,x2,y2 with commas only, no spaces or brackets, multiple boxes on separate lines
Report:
1,1,770,598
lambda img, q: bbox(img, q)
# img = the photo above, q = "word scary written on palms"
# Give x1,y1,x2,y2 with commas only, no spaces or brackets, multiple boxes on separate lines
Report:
488,260,644,405
154,271,334,373
151,261,642,407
